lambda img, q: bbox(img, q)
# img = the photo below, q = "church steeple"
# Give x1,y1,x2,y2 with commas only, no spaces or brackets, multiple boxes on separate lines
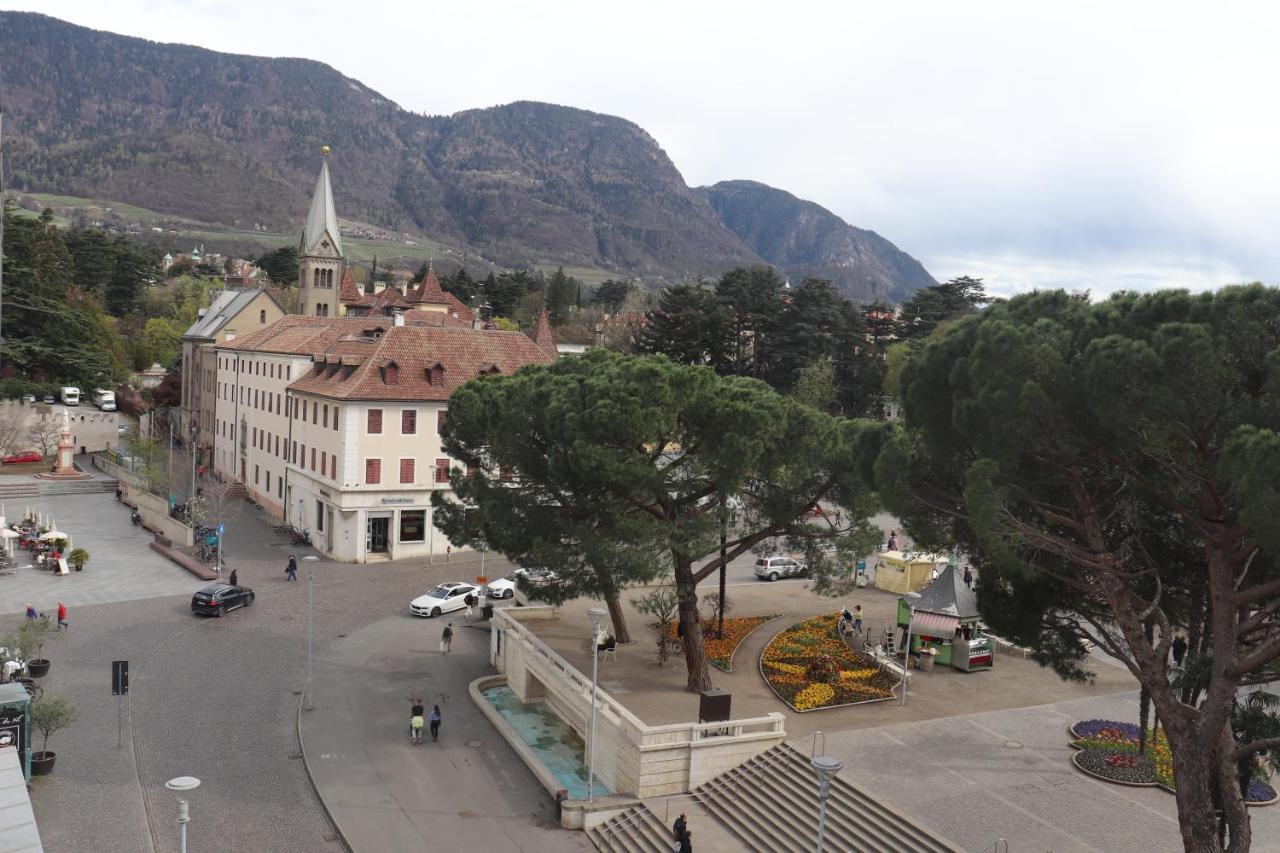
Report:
297,146,343,317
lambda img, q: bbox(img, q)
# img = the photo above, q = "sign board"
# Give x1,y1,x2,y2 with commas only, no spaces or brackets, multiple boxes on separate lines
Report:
112,660,129,696
0,707,24,754
380,497,415,505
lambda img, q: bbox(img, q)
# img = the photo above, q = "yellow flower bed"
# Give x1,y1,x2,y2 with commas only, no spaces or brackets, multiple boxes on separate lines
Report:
761,612,898,711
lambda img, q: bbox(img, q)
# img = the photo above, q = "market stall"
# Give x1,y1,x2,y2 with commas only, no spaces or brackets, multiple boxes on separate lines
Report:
896,561,993,672
873,550,949,594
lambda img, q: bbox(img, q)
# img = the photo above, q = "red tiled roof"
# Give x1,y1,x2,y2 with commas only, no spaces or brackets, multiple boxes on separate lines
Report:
287,324,556,401
217,316,391,354
405,266,475,321
339,266,362,302
528,309,557,356
402,309,473,328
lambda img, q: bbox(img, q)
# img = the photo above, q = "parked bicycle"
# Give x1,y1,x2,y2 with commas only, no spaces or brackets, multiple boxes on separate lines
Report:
194,542,218,564
290,528,312,546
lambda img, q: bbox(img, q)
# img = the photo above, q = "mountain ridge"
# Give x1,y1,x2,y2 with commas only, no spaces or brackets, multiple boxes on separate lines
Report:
0,12,932,302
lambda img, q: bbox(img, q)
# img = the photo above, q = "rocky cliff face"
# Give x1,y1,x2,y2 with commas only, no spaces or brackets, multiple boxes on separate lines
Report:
0,12,933,299
698,180,936,303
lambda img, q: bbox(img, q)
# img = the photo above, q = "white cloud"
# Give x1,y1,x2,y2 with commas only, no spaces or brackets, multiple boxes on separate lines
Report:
3,0,1278,294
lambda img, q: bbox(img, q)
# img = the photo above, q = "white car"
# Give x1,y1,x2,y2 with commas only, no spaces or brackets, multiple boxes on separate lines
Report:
486,568,557,599
409,582,479,617
754,556,806,581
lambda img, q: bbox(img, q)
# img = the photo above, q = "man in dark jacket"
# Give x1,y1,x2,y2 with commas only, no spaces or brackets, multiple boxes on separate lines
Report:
1172,634,1188,667
678,830,692,852
672,813,686,842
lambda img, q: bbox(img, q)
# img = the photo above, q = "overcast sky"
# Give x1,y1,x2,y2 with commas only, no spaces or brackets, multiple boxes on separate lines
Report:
4,0,1277,296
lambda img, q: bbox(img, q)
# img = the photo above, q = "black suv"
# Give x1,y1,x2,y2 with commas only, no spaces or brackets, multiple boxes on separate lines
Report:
191,582,255,617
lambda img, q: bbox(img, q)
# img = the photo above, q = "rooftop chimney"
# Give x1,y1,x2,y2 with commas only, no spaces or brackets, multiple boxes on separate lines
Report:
392,309,405,327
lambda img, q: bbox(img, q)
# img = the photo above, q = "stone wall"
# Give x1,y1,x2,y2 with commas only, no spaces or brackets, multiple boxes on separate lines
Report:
490,607,785,799
93,455,194,547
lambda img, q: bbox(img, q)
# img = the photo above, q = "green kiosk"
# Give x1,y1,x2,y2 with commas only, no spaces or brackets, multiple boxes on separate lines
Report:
0,682,33,778
896,561,993,672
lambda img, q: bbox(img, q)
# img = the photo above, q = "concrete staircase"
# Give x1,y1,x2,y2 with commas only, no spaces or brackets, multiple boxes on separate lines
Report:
588,804,672,852
693,744,958,853
0,479,117,499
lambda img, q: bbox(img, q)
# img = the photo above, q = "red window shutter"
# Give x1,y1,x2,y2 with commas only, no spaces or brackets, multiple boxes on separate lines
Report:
301,444,306,467
333,406,339,431
400,458,415,483
368,409,383,434
402,410,416,434
330,454,337,479
435,458,449,484
366,458,381,484
437,410,447,432
311,447,316,471
465,464,477,479
499,466,514,482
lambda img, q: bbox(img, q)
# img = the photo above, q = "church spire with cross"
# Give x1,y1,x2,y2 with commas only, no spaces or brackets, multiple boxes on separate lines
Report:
297,145,344,317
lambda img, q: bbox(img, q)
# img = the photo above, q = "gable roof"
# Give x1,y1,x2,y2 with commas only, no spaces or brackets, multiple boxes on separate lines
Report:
183,290,280,341
911,562,979,619
287,324,556,401
302,154,343,257
217,316,392,355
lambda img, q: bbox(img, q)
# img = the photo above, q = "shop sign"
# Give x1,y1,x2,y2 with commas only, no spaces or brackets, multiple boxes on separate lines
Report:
381,497,415,505
0,707,25,753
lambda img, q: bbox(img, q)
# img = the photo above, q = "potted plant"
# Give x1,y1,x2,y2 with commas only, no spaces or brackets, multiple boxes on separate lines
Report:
68,548,89,572
30,696,76,776
19,618,54,678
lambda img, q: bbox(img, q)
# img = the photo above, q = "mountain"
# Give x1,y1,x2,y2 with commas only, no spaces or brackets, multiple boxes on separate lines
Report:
0,12,932,300
698,180,936,303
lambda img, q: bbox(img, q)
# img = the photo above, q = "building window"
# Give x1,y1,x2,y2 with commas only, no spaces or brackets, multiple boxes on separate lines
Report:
313,404,318,425
300,444,306,467
321,451,327,477
254,464,260,485
303,400,308,421
311,447,316,471
316,501,325,532
402,410,416,435
323,405,329,429
400,458,415,484
365,458,382,484
260,309,267,324
367,409,383,434
437,410,446,433
333,406,339,431
499,466,514,482
266,471,271,493
399,510,425,543
435,458,450,484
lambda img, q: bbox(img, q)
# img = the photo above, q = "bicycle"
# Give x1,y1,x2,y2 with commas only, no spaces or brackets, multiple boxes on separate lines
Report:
194,542,218,564
291,528,311,546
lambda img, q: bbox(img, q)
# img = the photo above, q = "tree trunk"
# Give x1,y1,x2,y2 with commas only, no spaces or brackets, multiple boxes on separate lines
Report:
1139,685,1151,755
603,588,631,645
1163,714,1228,853
673,557,711,693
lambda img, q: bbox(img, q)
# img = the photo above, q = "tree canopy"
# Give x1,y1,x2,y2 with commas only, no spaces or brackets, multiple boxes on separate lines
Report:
878,285,1280,853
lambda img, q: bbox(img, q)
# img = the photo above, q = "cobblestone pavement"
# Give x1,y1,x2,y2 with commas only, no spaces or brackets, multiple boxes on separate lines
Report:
25,495,526,853
0,493,194,616
813,689,1280,853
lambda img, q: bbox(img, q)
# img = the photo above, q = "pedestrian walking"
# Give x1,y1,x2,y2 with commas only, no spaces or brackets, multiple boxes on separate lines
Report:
1172,634,1188,667
24,603,36,621
852,604,863,634
56,601,68,631
440,623,453,654
410,697,426,745
229,568,239,587
672,812,687,842
963,565,973,589
464,593,476,620
429,705,441,742
887,529,899,551
286,554,298,582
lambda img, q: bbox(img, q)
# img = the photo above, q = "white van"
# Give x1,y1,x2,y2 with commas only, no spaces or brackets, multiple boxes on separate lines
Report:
60,386,81,406
93,389,116,411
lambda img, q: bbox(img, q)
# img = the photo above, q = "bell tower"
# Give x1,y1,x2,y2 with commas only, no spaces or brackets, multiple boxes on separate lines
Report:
297,146,343,317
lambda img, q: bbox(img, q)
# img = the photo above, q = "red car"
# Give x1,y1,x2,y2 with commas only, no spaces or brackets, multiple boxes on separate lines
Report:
2,451,42,465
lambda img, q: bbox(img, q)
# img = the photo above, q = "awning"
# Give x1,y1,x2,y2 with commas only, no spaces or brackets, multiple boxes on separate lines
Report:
911,611,960,638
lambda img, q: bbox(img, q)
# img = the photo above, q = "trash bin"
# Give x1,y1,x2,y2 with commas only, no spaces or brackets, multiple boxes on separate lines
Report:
481,603,494,621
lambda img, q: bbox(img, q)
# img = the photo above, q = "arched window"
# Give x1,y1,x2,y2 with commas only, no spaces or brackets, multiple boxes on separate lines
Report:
259,309,267,324
313,268,320,288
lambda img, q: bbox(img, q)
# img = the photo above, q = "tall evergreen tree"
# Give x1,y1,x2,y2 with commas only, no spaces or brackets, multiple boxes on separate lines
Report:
640,284,730,368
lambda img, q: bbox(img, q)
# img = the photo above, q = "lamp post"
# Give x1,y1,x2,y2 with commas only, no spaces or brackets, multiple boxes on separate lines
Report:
305,567,314,711
811,755,843,852
164,775,201,853
586,606,607,802
900,591,920,706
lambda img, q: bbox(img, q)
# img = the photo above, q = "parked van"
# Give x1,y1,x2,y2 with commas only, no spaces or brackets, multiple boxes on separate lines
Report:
93,389,117,411
60,386,81,406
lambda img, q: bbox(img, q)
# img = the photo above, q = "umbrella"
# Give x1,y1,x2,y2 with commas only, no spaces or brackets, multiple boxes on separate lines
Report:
40,530,67,541
0,530,20,539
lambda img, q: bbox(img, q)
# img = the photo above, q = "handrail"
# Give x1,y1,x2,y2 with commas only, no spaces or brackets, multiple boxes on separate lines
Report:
596,805,657,844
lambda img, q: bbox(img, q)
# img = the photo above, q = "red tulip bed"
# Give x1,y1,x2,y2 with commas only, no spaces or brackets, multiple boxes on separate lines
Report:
1070,719,1278,805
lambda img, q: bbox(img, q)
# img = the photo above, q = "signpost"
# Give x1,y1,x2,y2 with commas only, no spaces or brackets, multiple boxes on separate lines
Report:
112,660,128,748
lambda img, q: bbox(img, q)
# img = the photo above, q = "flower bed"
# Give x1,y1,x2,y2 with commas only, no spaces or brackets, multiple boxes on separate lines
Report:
666,615,779,672
760,613,899,712
1070,719,1277,806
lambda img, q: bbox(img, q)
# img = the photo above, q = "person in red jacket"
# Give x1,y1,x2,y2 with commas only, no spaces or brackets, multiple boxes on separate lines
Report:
56,602,68,630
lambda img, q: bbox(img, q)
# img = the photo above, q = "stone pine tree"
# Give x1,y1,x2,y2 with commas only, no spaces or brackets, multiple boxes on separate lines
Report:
433,350,885,692
878,286,1280,853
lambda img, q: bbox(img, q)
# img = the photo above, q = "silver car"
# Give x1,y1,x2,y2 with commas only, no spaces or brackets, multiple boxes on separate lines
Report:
754,556,806,581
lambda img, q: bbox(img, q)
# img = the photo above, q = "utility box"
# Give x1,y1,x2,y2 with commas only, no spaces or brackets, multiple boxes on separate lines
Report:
0,683,32,779
698,688,731,723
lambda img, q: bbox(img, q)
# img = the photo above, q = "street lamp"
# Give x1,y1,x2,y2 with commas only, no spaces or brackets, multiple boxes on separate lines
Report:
164,775,201,853
811,755,843,852
900,591,921,707
586,606,607,802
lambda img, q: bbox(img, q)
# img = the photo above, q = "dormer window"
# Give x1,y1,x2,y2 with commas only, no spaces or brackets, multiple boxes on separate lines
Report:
425,362,446,386
478,363,500,377
380,361,399,384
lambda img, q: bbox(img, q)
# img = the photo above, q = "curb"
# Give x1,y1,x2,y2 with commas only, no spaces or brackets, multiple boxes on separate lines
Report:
296,690,354,853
